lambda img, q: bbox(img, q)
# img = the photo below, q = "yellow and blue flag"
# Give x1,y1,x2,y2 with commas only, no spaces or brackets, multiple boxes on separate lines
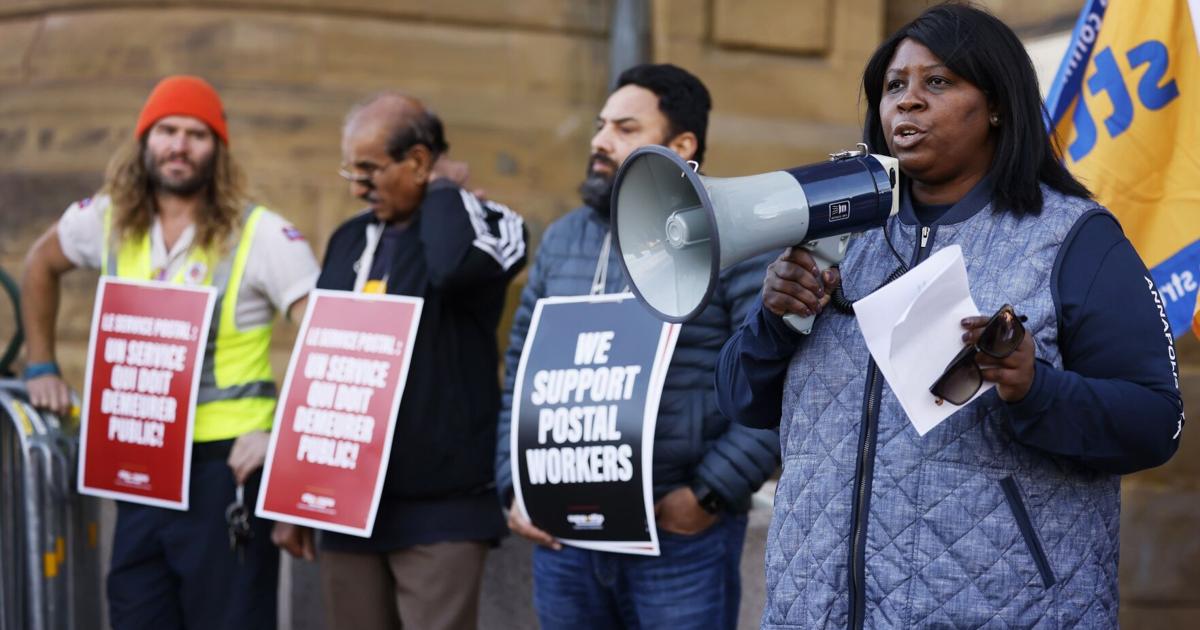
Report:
1047,0,1200,337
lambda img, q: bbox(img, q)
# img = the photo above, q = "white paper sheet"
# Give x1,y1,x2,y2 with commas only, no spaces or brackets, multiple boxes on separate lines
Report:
853,245,990,435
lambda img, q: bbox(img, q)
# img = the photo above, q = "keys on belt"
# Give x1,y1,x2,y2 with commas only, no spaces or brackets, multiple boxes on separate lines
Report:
225,483,253,563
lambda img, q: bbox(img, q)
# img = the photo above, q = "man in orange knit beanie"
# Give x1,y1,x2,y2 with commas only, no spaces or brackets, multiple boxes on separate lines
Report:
21,75,319,629
134,75,230,144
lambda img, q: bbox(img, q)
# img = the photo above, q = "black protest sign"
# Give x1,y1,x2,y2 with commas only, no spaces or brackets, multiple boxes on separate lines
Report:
511,293,677,554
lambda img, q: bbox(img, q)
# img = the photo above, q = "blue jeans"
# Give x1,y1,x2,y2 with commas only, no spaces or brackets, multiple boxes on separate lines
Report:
533,513,748,630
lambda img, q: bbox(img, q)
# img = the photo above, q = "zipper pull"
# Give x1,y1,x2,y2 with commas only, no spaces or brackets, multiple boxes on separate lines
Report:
920,226,931,248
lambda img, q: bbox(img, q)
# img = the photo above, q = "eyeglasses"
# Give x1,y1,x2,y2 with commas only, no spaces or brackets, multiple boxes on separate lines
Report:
930,304,1028,406
337,158,397,185
338,145,425,185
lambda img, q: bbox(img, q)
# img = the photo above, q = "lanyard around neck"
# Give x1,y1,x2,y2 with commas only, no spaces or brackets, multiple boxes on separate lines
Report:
591,231,612,296
354,221,385,293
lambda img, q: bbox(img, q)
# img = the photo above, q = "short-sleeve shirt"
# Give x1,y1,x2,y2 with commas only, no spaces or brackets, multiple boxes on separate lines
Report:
57,195,319,326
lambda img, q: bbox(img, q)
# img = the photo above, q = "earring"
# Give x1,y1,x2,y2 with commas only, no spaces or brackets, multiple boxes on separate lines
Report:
989,113,1000,126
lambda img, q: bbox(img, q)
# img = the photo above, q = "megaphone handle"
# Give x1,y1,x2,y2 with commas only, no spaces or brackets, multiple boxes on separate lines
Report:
781,235,850,335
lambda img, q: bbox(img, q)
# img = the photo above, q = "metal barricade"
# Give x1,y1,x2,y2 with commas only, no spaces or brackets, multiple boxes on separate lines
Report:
0,381,102,630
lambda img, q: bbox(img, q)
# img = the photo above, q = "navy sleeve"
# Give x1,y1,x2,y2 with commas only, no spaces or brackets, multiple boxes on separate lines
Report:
715,296,805,430
1005,211,1183,474
693,252,784,507
418,182,527,293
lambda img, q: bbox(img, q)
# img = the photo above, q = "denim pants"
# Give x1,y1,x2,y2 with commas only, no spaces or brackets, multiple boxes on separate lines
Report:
532,513,748,630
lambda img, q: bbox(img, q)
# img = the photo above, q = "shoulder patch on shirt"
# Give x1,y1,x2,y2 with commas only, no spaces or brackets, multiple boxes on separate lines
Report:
281,226,306,241
77,196,94,210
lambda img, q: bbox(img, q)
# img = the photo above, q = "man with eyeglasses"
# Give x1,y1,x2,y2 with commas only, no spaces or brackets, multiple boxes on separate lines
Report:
271,92,527,630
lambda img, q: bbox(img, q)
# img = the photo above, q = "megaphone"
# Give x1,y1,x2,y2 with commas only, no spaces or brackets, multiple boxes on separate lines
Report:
611,144,900,334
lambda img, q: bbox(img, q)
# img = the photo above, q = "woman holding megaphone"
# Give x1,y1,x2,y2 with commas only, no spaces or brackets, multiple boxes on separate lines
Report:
715,4,1181,628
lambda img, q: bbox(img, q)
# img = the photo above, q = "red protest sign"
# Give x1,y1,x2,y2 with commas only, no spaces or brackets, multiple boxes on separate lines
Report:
78,278,216,510
256,290,422,537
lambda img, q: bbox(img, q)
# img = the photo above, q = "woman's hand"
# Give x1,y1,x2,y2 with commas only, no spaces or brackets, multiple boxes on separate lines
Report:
762,247,840,319
961,316,1036,402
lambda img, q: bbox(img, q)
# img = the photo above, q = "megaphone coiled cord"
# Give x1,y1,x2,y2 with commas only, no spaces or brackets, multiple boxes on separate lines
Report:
829,265,908,315
828,216,910,315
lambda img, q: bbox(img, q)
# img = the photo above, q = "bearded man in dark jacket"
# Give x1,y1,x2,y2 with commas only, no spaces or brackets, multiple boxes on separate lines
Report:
495,63,780,630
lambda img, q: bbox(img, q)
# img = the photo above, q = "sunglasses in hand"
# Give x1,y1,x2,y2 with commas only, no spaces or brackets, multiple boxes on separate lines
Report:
930,304,1028,406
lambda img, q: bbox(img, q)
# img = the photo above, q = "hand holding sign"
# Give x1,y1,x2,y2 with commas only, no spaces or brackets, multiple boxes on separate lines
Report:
507,499,561,550
271,522,316,561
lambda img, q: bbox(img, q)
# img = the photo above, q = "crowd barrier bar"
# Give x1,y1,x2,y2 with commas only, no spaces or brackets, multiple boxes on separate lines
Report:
0,380,101,630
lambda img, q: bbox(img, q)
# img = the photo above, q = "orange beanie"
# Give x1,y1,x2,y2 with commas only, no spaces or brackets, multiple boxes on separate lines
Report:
134,76,229,144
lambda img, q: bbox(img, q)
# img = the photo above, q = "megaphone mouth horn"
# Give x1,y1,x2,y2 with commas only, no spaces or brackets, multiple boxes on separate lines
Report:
610,145,721,323
612,144,899,328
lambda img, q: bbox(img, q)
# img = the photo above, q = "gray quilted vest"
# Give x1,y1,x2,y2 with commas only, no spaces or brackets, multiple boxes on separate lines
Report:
763,181,1120,629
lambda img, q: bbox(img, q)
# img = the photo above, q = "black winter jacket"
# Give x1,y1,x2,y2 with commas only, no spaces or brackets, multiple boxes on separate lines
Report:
319,183,527,500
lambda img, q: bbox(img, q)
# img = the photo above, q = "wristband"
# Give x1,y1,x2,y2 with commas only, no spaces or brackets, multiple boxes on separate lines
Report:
23,361,61,380
690,480,724,515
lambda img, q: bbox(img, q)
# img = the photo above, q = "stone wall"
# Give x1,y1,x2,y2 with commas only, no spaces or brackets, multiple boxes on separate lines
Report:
888,0,1080,35
1,1,1195,627
0,0,617,379
1121,336,1200,627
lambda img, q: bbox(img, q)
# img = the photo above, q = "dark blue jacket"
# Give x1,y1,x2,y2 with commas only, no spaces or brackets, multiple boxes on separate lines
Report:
496,205,780,511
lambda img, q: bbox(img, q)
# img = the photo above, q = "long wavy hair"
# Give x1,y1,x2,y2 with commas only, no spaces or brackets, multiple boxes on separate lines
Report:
101,136,247,252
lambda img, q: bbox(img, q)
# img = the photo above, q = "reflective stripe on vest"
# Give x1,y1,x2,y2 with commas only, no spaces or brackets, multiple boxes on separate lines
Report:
101,206,277,442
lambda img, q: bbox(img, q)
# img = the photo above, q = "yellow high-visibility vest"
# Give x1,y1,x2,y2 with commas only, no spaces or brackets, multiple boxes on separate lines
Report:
101,206,276,442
